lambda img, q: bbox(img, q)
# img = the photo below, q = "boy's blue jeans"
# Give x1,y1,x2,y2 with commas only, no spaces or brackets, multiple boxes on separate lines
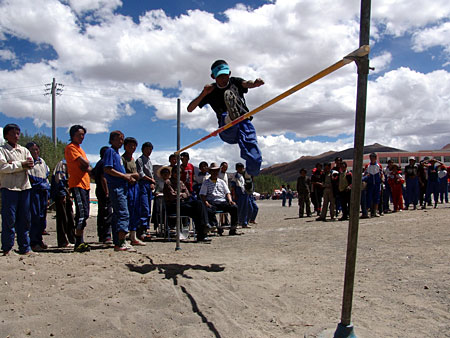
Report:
236,189,250,226
248,194,259,221
139,181,152,230
30,189,48,246
219,113,262,176
127,182,140,232
406,177,419,207
109,185,130,246
425,181,440,205
439,180,448,203
1,188,31,254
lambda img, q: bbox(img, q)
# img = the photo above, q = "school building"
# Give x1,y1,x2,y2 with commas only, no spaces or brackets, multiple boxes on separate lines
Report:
345,145,450,170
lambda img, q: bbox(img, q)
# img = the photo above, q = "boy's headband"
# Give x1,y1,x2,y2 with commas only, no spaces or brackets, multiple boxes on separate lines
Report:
211,64,230,78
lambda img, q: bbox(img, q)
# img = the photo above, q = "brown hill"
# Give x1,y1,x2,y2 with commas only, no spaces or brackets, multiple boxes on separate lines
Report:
260,143,406,182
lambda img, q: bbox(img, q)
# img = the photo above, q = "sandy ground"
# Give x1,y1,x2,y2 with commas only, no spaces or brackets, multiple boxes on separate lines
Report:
1,199,449,338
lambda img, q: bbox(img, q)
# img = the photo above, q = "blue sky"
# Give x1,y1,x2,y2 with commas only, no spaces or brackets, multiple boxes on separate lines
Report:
1,0,449,167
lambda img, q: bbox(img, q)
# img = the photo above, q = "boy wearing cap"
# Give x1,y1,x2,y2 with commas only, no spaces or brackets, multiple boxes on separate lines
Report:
200,162,239,236
187,60,264,176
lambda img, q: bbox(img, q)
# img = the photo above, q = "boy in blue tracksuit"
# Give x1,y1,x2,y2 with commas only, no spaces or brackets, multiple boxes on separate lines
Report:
26,142,51,252
364,153,383,217
103,130,138,252
187,60,264,176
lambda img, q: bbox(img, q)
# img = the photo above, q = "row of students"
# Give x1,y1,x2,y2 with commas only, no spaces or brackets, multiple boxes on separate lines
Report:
303,153,449,222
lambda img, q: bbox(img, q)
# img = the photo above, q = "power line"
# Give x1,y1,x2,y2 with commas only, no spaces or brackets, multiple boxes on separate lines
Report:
0,84,44,91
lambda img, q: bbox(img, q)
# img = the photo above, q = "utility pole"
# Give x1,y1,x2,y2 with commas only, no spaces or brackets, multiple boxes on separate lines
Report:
44,78,64,147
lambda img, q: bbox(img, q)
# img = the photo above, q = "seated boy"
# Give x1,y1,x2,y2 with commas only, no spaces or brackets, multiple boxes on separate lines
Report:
199,163,239,236
187,60,264,176
161,166,211,242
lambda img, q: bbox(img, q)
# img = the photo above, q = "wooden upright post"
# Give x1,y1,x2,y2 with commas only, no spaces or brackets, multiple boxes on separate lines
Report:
175,98,181,251
334,1,371,337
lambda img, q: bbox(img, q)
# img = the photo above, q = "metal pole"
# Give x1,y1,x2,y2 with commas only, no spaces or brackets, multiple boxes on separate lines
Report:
175,98,181,251
51,77,56,147
334,1,371,337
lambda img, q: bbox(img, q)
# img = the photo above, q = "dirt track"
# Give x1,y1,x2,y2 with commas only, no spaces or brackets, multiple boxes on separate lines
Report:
1,199,449,337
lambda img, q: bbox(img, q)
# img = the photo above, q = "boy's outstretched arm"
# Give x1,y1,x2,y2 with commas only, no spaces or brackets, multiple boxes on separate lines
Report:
242,78,264,89
187,83,215,112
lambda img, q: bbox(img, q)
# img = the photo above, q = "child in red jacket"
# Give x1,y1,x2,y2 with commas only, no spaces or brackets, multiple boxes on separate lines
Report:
388,164,405,212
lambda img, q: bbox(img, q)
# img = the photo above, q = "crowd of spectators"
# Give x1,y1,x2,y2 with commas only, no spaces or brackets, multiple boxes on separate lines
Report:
294,153,449,221
0,123,258,255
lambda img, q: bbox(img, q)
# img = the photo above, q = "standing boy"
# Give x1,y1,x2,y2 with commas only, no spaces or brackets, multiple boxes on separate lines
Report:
51,158,75,247
122,137,144,246
232,163,250,228
136,142,156,240
187,60,264,176
0,124,34,255
296,168,312,218
92,147,112,244
404,157,419,210
316,163,335,221
26,142,51,252
65,125,91,252
103,131,137,252
364,153,383,217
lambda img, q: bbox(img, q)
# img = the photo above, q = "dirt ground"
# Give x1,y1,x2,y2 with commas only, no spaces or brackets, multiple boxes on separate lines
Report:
1,199,449,338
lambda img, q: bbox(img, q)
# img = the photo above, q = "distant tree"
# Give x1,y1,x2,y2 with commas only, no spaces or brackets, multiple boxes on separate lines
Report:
254,174,285,194
19,133,67,173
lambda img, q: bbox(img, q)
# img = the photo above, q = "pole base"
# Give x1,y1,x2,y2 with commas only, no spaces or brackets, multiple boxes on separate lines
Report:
334,323,356,338
175,247,182,251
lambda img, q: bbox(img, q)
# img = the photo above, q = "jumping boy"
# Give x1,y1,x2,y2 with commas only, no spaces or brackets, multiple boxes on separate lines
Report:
187,60,264,176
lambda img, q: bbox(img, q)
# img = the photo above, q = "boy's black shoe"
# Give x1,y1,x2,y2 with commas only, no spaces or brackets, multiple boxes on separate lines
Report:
229,229,240,236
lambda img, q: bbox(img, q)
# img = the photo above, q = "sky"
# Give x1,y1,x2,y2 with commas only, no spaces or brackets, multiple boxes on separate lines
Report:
0,0,449,168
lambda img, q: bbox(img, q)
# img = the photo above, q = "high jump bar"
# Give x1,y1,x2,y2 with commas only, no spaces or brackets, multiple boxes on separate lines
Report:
176,45,370,155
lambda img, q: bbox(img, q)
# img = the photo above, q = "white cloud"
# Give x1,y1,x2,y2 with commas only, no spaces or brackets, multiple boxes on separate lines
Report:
371,0,450,36
370,52,392,74
412,22,450,62
64,0,122,15
0,49,15,60
366,67,450,150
